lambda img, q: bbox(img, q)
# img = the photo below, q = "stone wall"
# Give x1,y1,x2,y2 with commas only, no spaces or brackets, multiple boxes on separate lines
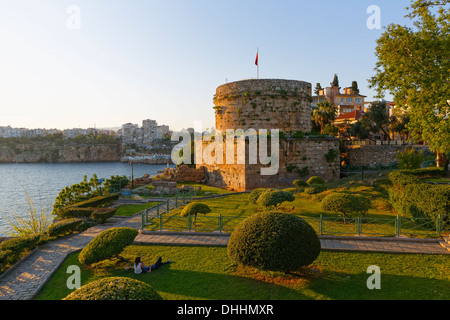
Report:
199,137,340,191
168,165,206,183
214,79,312,133
345,145,430,168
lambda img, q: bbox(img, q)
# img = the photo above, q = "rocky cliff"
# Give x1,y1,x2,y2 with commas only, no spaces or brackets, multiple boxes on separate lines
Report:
0,141,123,163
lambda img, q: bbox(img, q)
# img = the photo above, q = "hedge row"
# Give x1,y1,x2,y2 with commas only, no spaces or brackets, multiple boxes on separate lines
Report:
45,193,120,239
388,168,449,229
66,194,120,209
0,234,42,272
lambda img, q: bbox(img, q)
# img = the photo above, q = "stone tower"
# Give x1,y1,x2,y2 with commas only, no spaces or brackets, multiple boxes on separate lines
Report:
200,79,340,191
214,79,312,133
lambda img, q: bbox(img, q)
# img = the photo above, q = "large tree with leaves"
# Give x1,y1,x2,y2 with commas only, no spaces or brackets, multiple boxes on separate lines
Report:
369,0,449,168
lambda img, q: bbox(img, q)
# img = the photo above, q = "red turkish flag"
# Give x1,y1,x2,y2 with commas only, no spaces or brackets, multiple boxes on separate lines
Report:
255,51,258,66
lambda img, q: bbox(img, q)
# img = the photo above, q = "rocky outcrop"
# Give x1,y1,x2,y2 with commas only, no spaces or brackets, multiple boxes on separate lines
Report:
0,142,123,163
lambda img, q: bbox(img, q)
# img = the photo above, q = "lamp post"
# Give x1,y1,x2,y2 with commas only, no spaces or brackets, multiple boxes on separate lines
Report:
98,178,104,195
129,161,134,189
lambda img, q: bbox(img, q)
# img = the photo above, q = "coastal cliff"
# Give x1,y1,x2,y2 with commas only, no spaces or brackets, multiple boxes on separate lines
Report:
0,142,123,163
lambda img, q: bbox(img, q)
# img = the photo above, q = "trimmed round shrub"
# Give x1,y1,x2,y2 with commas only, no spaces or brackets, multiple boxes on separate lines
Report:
292,180,308,188
63,277,162,300
227,212,321,272
180,202,211,226
248,188,273,204
78,227,138,265
256,190,295,209
307,176,326,185
304,184,327,194
322,193,371,219
180,202,211,217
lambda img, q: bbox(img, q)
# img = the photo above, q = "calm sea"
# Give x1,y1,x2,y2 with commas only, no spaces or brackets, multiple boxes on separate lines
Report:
0,162,172,236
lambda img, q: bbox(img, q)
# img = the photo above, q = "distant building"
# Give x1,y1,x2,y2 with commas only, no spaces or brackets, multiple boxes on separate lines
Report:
0,126,62,138
121,119,170,145
312,84,366,115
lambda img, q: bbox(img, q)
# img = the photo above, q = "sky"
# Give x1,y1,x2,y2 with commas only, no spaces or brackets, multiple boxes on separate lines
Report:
0,0,414,131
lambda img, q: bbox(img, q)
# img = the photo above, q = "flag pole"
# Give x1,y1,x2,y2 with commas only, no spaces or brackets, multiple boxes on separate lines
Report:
256,47,259,79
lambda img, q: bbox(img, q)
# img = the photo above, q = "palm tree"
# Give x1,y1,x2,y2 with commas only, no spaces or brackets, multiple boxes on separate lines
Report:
312,101,338,134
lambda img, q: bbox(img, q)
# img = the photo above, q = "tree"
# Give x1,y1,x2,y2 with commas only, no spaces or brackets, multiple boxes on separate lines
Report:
180,202,211,227
331,74,340,88
312,101,338,134
349,120,370,140
390,109,411,140
322,193,371,223
368,0,450,168
314,83,323,95
52,174,103,217
351,81,360,94
256,190,295,209
362,101,391,140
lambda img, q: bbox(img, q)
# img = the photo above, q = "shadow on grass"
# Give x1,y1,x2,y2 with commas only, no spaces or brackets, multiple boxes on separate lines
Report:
138,267,309,300
308,270,450,300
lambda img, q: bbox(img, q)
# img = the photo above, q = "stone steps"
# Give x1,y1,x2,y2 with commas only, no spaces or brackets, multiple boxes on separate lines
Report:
439,235,450,252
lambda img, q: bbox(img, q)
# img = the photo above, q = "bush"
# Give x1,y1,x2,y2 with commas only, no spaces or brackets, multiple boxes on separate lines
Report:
47,218,83,237
227,212,321,272
91,208,117,224
256,190,295,209
322,193,371,220
292,180,308,188
60,207,95,219
0,234,41,253
63,277,162,300
307,176,326,185
0,234,41,269
396,148,424,169
78,227,138,265
304,184,327,194
398,167,446,178
71,194,120,209
388,170,449,230
248,188,273,204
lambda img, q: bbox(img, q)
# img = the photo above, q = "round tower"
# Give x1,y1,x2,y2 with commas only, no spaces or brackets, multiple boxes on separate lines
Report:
213,79,312,133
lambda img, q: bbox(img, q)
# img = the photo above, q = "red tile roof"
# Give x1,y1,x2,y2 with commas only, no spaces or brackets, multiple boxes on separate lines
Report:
336,110,365,121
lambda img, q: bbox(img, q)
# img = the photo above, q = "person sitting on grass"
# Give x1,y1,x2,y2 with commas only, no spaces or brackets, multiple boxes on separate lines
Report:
133,256,171,274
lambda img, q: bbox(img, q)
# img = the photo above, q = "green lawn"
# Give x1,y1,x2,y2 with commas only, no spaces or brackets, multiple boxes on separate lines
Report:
142,180,442,237
115,202,159,217
35,244,450,300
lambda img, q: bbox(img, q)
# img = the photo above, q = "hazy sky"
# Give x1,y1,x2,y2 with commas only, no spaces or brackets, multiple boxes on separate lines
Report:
0,0,413,131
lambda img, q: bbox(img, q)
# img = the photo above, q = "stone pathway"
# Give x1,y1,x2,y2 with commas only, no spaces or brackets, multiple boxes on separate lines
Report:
0,212,448,300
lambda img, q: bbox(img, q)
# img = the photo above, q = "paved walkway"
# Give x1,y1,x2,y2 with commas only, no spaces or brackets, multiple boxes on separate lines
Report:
0,212,448,300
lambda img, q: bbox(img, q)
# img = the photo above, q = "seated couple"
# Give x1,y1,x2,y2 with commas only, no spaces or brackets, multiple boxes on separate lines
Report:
134,256,171,274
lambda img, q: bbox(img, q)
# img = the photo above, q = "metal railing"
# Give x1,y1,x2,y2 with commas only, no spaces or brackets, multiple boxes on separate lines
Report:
142,208,445,237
